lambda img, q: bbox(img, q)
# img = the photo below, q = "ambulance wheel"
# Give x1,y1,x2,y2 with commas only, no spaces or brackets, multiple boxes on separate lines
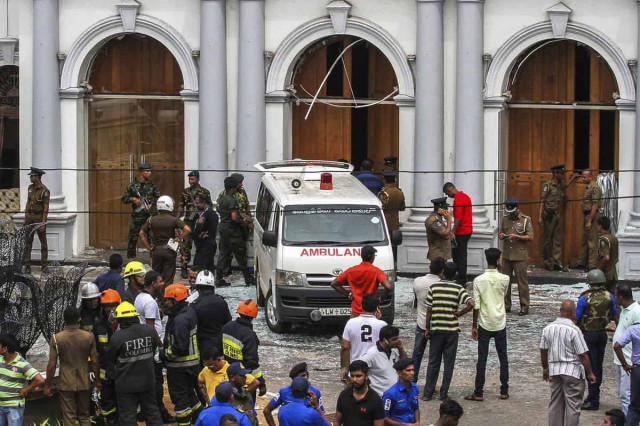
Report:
255,263,266,307
266,292,291,333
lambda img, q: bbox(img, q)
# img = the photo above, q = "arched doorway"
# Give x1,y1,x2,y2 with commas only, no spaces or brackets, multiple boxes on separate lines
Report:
88,34,185,248
290,36,399,170
506,40,619,265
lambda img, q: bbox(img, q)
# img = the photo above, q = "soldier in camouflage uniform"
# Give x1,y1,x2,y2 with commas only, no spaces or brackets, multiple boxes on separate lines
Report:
177,171,212,278
121,163,160,260
575,269,617,411
216,173,253,276
23,167,50,274
538,165,577,271
597,216,618,293
577,170,602,271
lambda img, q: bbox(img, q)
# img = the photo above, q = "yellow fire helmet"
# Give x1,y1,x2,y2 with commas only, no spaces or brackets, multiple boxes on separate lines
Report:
114,301,139,319
123,261,146,278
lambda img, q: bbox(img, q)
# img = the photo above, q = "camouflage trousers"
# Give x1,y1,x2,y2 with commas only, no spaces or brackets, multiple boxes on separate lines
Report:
182,218,196,264
127,213,150,259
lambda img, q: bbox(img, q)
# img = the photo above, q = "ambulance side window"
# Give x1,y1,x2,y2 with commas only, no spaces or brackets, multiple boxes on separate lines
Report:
256,185,274,229
269,204,280,232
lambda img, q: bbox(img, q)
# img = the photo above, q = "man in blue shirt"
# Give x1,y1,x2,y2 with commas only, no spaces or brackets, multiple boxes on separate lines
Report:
94,253,125,295
263,362,324,426
382,358,420,425
615,323,640,426
196,382,252,426
278,377,328,426
356,159,383,195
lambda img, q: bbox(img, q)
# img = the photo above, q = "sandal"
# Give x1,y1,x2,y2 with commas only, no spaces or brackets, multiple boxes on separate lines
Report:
500,393,509,400
464,394,484,402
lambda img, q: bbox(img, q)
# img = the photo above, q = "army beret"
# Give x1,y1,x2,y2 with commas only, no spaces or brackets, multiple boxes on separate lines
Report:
28,167,45,176
393,357,414,371
188,171,200,178
230,173,245,183
431,197,448,208
224,177,238,189
139,163,152,171
289,362,308,379
550,164,566,172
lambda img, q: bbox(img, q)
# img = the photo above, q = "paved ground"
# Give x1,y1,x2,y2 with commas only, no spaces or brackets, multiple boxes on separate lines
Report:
25,263,629,425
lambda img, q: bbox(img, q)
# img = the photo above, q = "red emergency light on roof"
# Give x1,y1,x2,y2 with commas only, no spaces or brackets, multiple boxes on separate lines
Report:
320,173,333,190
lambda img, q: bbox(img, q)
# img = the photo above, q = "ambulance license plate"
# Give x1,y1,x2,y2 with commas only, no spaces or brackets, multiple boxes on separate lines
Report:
319,307,351,316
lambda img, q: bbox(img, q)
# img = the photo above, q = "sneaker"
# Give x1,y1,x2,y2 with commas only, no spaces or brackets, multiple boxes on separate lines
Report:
581,401,599,411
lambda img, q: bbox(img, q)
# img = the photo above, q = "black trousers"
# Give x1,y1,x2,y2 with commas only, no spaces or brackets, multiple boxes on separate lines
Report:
452,233,471,284
194,242,216,272
100,379,117,424
167,366,202,426
154,361,170,416
116,388,162,426
583,329,608,405
423,331,459,398
474,326,509,395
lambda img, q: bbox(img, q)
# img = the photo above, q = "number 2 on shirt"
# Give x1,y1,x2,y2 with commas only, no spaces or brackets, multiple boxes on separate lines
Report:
361,325,373,342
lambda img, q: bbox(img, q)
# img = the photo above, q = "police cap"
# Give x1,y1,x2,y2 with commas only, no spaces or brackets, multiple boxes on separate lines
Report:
188,170,200,178
550,164,566,173
28,167,45,176
227,362,251,377
215,382,238,401
290,376,310,393
504,197,520,212
139,163,152,171
393,357,414,371
431,197,448,208
289,362,308,379
224,176,239,190
384,156,398,167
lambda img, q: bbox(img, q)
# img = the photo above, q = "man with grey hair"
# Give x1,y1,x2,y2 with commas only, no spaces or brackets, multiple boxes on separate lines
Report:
540,300,596,426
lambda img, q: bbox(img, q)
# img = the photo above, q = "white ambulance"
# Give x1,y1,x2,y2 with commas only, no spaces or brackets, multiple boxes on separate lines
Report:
253,160,401,333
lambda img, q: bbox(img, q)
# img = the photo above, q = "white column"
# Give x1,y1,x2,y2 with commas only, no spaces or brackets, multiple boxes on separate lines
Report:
628,0,640,229
199,0,228,190
454,0,489,227
32,0,65,211
410,0,444,222
236,0,266,198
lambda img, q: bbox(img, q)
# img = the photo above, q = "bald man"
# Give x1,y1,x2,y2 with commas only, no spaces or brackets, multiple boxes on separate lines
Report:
541,300,596,426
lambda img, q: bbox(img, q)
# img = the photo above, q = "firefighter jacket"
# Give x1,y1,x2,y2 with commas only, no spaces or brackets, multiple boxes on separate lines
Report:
107,321,157,393
222,317,262,380
164,301,200,368
191,291,232,354
94,315,116,380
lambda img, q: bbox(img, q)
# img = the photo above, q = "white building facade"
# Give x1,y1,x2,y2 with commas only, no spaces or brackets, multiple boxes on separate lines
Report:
5,0,640,278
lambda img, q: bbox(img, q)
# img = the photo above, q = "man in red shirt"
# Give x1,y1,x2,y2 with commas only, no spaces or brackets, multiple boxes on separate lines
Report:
443,182,473,285
331,245,394,316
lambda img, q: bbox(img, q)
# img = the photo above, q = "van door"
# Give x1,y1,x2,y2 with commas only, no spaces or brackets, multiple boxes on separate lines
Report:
255,185,275,294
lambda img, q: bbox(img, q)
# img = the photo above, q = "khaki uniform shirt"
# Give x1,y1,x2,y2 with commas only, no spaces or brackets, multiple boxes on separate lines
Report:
425,213,451,260
26,183,50,215
541,180,566,212
582,181,602,212
49,324,98,391
379,184,406,231
500,213,534,261
599,232,618,272
141,213,187,246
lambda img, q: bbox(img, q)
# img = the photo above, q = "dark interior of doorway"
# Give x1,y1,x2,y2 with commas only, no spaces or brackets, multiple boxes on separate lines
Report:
0,118,19,189
325,39,371,169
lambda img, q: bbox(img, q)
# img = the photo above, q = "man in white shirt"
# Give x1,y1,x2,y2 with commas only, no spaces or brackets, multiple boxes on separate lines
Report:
360,325,406,396
613,283,640,415
340,294,387,382
466,248,510,401
540,300,596,426
134,270,174,423
186,266,200,303
412,257,445,382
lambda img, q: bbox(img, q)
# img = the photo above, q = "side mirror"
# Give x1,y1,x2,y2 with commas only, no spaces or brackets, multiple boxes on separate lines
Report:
262,231,278,248
391,230,403,246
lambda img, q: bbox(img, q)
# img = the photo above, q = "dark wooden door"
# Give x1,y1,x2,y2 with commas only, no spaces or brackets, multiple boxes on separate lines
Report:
88,35,184,248
507,41,618,265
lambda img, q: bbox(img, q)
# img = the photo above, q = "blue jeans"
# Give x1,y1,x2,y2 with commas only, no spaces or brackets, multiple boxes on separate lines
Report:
0,406,25,426
412,325,428,382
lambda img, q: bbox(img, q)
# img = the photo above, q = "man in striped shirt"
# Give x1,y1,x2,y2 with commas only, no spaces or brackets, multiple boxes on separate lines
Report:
540,300,596,426
422,262,474,401
0,333,44,425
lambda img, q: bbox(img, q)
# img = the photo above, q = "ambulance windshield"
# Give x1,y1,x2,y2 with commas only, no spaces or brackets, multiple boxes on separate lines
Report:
282,206,387,246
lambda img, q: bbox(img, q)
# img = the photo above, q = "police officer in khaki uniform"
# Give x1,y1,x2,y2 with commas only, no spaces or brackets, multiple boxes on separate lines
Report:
23,167,50,274
597,216,618,293
425,197,452,261
577,170,602,271
499,198,534,316
139,195,191,285
379,171,405,265
539,165,577,272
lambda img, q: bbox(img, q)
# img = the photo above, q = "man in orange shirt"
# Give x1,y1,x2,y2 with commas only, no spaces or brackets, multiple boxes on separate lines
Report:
331,245,394,316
